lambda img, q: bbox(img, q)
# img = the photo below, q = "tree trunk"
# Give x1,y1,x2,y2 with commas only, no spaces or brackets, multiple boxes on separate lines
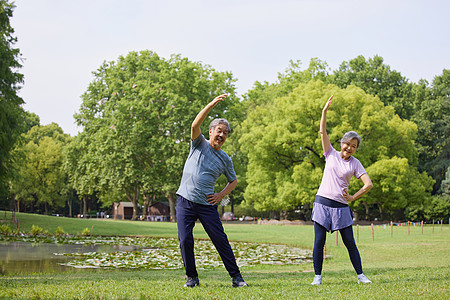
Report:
269,210,277,219
168,192,176,222
31,194,38,213
79,196,83,216
142,190,154,219
230,194,234,214
362,201,369,221
14,195,19,213
125,186,140,220
83,196,87,218
378,204,383,221
67,190,73,218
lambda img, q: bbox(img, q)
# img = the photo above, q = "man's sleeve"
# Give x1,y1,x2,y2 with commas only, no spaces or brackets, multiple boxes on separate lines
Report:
224,159,237,183
191,134,204,149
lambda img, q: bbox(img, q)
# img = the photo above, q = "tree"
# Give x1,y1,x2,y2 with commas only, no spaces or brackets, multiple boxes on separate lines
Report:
424,195,450,221
357,157,434,220
10,123,71,214
232,59,330,215
330,55,413,119
440,167,450,196
73,51,239,220
0,0,24,197
239,80,426,219
330,56,449,194
244,58,330,109
64,132,101,217
421,70,450,192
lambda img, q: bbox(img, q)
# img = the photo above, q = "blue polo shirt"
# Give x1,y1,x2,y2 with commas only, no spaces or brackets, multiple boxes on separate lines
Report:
176,134,237,205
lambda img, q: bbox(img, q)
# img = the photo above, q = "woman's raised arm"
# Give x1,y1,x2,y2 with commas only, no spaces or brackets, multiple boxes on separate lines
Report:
320,95,333,154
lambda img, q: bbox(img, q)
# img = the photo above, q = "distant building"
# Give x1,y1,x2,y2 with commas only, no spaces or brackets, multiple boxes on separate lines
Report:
112,202,134,220
147,201,170,221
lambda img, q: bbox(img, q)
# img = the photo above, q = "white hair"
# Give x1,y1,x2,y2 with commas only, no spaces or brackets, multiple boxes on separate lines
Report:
341,131,361,147
209,118,231,134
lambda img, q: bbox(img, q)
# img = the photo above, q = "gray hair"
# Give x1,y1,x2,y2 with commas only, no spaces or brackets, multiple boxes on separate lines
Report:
209,118,231,134
341,131,361,148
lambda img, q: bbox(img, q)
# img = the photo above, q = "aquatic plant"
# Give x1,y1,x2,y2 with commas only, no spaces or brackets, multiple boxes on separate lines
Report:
0,224,12,235
0,234,312,270
30,225,44,235
55,226,65,236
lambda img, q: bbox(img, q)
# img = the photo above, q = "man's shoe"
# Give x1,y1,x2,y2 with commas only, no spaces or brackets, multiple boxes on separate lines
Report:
311,275,322,285
183,277,199,287
358,274,372,284
232,275,249,287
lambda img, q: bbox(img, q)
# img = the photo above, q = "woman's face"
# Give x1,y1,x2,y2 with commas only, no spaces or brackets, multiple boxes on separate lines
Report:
340,138,359,160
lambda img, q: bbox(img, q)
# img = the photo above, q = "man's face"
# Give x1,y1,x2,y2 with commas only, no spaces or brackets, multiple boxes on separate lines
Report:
209,124,229,150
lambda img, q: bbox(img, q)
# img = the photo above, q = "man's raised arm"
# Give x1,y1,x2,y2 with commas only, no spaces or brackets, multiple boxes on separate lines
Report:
191,94,227,140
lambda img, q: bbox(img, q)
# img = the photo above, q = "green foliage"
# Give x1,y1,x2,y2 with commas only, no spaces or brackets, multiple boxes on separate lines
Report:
229,59,331,210
30,224,43,235
421,70,450,192
440,167,450,195
54,226,65,236
330,55,412,118
424,195,450,221
244,58,330,108
21,111,40,133
0,0,25,196
235,56,442,218
329,56,449,194
80,227,91,236
0,224,12,235
231,204,271,219
10,123,71,214
70,50,240,219
356,157,434,218
240,80,423,213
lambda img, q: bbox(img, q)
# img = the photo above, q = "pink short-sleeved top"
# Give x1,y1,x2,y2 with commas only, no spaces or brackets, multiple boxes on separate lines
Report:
316,145,366,204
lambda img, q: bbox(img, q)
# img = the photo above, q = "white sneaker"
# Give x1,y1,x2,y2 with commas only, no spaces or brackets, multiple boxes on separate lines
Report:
311,275,322,285
358,274,372,284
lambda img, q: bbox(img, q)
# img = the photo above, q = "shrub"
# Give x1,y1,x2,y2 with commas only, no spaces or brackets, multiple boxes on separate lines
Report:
0,224,12,235
55,226,65,236
80,227,91,236
30,225,44,235
425,195,450,221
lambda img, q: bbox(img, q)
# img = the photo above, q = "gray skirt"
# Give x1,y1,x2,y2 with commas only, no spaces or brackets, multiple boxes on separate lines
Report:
311,195,353,232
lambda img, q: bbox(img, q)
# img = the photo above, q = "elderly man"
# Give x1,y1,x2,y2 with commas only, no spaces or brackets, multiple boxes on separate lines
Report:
176,94,248,288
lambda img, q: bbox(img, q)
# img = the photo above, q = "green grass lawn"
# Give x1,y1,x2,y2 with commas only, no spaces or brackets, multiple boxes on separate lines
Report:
1,211,449,299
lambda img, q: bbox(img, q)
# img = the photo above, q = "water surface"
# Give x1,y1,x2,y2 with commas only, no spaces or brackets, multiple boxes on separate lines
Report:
0,241,137,275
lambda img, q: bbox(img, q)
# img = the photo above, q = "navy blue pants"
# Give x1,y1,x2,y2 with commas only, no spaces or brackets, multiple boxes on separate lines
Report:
313,222,363,275
176,195,241,278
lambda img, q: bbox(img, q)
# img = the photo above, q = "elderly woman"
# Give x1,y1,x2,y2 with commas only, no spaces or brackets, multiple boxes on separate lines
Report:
311,95,373,285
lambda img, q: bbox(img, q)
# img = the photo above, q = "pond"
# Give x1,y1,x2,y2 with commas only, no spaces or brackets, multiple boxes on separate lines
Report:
0,241,138,275
0,236,313,274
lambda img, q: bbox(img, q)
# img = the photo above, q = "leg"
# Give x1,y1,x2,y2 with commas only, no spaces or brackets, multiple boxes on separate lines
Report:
176,195,198,278
313,222,327,275
339,225,363,275
198,205,241,278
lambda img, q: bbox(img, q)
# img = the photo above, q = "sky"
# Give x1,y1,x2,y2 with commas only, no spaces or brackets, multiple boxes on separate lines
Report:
10,0,450,136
